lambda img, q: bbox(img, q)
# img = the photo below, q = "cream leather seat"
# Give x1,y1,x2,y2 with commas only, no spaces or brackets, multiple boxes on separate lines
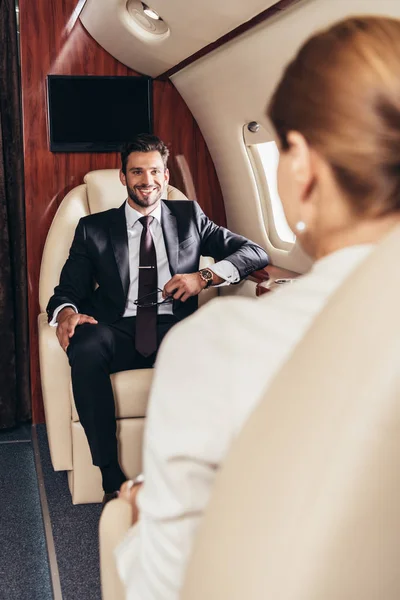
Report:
38,169,217,504
100,226,400,600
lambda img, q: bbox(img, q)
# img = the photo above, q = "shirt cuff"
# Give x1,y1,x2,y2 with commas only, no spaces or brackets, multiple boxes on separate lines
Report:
210,260,240,287
49,303,78,327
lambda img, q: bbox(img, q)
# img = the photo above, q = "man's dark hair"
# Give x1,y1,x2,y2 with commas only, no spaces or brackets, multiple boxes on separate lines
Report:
120,134,169,174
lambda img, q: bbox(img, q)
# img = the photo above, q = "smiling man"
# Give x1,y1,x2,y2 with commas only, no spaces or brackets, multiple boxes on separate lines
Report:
46,134,269,503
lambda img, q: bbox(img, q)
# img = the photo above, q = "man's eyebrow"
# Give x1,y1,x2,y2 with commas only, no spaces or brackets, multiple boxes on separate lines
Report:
129,166,162,171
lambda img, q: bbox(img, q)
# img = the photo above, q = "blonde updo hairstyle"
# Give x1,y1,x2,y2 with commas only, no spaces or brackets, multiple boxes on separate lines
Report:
268,16,400,217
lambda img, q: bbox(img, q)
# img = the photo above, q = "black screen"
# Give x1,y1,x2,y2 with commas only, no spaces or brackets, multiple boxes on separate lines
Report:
47,75,152,152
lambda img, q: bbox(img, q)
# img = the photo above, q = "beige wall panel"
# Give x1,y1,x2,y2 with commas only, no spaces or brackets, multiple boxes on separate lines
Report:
172,0,400,272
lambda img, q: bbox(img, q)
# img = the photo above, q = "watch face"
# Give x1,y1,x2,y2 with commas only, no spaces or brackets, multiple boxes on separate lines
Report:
201,269,213,281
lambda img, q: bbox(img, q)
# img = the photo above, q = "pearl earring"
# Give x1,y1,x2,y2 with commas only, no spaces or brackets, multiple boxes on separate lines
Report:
295,220,306,233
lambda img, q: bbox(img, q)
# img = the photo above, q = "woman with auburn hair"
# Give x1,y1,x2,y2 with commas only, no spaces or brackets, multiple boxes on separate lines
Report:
115,16,400,600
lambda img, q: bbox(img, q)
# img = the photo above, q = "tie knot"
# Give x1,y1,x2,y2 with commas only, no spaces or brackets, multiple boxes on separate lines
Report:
139,215,154,230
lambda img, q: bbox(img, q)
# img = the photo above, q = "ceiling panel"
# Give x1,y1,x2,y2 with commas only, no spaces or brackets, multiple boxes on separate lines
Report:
80,0,280,77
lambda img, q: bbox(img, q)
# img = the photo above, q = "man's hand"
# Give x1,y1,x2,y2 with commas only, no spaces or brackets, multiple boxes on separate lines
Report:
56,307,98,352
163,273,209,302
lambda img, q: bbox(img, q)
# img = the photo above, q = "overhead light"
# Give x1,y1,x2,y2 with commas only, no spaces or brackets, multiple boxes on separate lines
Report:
142,3,160,20
126,0,169,40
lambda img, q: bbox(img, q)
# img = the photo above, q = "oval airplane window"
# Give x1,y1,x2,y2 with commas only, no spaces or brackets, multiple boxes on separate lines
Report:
254,141,295,246
244,123,295,252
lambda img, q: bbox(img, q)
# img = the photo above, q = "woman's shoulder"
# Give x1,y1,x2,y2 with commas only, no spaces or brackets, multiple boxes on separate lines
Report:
161,295,259,353
192,295,260,330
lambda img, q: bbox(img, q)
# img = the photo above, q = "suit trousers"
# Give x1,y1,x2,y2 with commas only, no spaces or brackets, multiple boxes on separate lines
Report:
66,315,177,467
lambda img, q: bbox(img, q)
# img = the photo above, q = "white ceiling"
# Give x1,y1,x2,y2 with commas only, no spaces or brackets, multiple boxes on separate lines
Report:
80,0,281,77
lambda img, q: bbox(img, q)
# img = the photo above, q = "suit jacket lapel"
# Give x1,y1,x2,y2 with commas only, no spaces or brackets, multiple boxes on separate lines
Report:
109,202,130,299
161,202,178,276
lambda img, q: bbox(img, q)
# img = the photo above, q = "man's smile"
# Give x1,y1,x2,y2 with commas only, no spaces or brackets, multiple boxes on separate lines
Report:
136,186,159,198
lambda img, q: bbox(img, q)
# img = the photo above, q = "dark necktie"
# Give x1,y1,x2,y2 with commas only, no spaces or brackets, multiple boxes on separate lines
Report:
135,216,158,357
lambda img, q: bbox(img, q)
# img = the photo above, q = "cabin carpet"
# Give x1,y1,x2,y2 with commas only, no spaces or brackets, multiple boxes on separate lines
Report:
35,424,102,600
0,425,53,600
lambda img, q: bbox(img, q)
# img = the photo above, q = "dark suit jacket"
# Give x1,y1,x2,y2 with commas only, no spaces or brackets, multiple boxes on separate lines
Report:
46,200,269,324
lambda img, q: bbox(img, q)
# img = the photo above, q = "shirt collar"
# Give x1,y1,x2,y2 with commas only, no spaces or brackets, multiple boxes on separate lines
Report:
125,200,162,229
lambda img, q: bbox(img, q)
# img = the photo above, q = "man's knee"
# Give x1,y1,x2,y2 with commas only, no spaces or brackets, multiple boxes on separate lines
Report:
67,323,114,365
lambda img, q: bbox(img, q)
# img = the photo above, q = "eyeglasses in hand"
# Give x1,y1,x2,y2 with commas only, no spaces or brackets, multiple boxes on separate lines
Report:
134,288,173,308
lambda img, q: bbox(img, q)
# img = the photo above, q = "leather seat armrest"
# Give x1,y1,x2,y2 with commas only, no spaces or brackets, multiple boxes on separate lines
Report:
38,313,73,470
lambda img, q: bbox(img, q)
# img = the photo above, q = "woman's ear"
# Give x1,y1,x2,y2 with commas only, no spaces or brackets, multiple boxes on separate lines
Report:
286,131,314,202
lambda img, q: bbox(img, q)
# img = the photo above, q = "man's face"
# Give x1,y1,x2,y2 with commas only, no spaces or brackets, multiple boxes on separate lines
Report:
120,151,169,211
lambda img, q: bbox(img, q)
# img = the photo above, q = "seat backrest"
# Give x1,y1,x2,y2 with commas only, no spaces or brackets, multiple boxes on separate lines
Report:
182,226,400,600
39,169,188,312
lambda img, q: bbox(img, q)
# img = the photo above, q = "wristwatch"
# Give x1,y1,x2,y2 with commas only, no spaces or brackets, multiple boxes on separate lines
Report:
198,268,214,288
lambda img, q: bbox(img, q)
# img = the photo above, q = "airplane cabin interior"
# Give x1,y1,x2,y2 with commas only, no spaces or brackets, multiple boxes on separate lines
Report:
0,0,400,598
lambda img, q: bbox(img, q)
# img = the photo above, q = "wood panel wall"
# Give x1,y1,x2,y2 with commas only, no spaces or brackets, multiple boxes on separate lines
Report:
19,0,226,423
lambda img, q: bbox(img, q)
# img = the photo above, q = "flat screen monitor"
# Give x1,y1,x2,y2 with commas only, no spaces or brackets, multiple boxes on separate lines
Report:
47,75,152,152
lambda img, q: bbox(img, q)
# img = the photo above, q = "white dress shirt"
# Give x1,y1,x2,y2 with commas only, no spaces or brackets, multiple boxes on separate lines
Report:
50,200,240,324
124,201,173,316
116,244,373,600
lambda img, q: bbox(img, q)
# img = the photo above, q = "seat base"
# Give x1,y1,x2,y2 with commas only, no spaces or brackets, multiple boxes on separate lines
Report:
100,498,132,600
68,418,145,504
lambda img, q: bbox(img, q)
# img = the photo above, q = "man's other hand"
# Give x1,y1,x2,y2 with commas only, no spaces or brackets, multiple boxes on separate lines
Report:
56,307,98,352
163,273,211,302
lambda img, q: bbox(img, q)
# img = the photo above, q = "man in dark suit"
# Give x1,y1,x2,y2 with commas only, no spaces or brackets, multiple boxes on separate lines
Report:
47,134,269,502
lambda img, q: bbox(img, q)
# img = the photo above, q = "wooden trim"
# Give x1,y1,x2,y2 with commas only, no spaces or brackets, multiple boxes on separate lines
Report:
249,269,270,284
19,0,227,423
249,265,299,296
157,0,303,80
249,265,299,284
